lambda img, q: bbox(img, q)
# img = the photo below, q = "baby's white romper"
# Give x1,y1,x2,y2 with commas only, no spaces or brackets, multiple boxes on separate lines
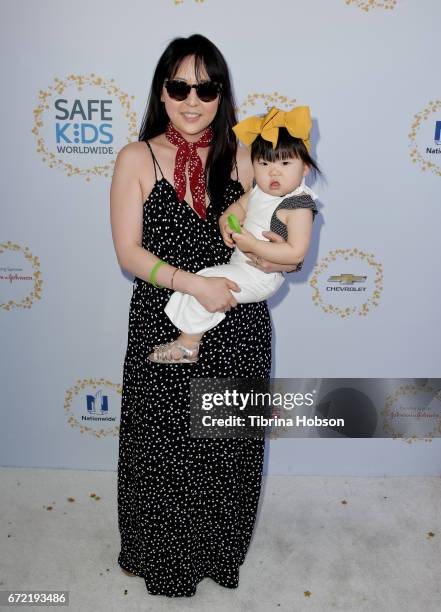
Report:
163,179,318,335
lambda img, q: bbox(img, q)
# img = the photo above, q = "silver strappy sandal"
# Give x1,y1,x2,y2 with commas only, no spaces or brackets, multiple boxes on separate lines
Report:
147,339,200,364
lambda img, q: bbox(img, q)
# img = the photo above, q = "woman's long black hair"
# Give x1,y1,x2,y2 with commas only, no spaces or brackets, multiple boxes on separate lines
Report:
138,34,238,215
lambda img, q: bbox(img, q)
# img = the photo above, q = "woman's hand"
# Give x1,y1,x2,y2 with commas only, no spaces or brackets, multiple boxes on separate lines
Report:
192,276,241,313
243,230,301,273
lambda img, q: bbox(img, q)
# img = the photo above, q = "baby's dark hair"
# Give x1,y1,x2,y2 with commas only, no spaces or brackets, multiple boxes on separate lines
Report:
250,127,322,177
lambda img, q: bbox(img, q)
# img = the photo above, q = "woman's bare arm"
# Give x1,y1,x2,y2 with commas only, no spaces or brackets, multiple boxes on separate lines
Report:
110,142,241,311
110,143,182,288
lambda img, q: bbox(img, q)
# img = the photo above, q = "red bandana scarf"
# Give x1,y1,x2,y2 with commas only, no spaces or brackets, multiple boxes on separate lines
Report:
165,122,213,220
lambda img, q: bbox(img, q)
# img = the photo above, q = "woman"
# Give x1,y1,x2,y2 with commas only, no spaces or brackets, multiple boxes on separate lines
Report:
110,33,297,598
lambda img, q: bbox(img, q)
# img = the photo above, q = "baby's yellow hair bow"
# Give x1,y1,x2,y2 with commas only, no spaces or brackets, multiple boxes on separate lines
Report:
232,105,312,152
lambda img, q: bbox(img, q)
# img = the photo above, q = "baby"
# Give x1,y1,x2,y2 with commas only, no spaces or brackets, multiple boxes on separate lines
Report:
148,105,321,363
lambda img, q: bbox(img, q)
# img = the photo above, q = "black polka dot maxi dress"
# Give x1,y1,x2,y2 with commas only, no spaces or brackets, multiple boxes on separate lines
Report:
117,142,271,597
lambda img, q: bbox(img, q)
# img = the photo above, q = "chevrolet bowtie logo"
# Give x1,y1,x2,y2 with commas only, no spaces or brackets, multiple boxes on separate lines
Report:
328,274,367,284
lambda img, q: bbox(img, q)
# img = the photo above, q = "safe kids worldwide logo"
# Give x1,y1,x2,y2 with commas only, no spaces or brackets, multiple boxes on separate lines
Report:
0,241,42,310
32,74,138,181
345,0,397,11
408,99,441,177
64,378,121,437
310,248,383,317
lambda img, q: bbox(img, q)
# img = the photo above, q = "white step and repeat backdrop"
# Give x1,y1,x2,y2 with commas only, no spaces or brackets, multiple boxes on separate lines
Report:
1,0,440,474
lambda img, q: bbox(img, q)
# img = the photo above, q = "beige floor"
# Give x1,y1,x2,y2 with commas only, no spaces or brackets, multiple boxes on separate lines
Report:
0,467,440,612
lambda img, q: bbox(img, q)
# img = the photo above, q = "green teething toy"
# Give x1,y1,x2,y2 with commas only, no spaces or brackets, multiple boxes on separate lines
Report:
227,213,242,234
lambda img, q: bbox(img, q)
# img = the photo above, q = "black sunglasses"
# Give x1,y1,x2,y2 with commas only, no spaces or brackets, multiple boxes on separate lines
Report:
164,79,222,102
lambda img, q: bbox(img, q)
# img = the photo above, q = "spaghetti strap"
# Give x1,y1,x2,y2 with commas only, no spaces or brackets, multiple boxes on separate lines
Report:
144,140,164,181
234,159,239,182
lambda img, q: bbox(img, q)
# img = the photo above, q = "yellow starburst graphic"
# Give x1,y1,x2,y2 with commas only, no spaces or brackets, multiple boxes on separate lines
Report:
31,74,138,181
64,378,122,438
237,92,298,118
408,100,441,177
345,0,397,11
382,384,441,443
310,248,383,318
0,242,42,310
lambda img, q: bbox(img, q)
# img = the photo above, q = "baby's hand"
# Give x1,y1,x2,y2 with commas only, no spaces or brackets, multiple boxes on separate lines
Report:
219,214,242,248
231,227,257,252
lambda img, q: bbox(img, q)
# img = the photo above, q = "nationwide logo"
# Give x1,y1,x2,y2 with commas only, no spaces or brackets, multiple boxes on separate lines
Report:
0,241,42,310
237,92,298,119
64,378,121,437
32,74,138,181
86,389,109,416
382,383,441,442
345,0,397,11
435,121,441,145
310,248,383,317
409,100,441,177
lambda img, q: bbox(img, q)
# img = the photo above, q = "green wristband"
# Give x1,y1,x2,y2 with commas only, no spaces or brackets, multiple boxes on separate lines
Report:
150,259,166,288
